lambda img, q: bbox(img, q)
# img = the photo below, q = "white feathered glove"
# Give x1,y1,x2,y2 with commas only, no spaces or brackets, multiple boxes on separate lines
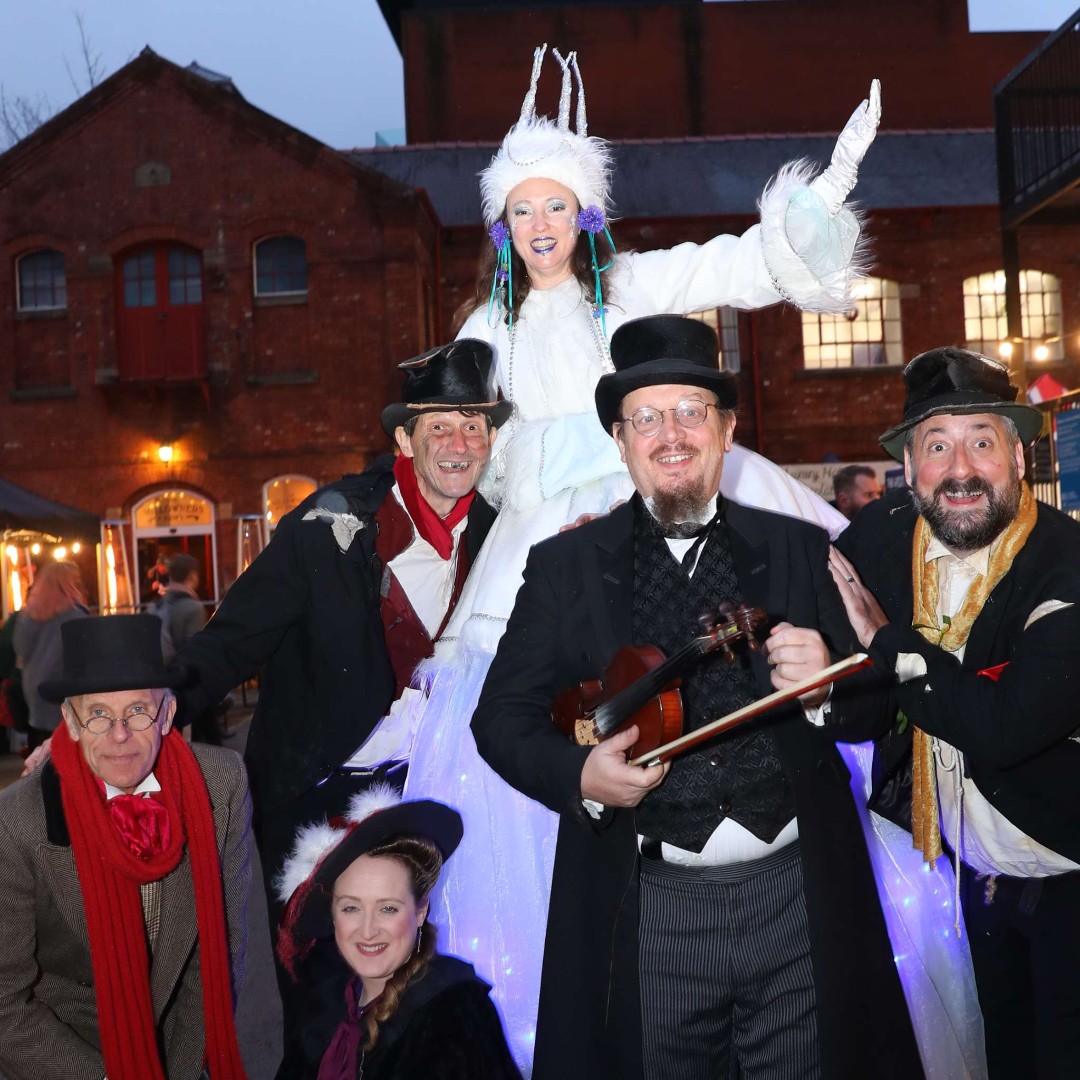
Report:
759,80,880,313
809,80,881,216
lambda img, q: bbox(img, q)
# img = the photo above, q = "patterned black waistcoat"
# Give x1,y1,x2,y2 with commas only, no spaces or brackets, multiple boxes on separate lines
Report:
633,499,795,851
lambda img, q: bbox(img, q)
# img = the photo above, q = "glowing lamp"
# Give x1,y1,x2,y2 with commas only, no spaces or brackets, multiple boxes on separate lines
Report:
53,547,67,560
30,543,41,555
157,443,174,463
997,341,1013,359
1033,344,1050,362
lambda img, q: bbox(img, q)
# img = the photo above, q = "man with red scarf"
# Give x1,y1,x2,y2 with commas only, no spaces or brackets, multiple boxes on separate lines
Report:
0,614,251,1080
174,339,505,1032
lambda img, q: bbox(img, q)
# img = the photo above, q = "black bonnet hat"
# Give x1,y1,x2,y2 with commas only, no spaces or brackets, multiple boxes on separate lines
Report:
878,346,1043,461
595,315,737,431
380,338,512,436
40,614,189,702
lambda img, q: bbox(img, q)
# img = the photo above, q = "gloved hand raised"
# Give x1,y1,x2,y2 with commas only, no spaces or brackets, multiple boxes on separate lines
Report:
810,80,882,216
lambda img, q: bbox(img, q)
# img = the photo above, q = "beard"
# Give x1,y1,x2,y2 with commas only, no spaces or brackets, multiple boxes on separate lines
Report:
912,468,1023,552
643,442,713,527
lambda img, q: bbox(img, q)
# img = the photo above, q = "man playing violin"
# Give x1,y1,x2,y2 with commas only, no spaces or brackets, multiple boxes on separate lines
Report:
472,315,921,1080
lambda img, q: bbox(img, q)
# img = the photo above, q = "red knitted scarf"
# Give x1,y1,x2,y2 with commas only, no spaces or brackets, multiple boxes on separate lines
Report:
51,724,247,1080
393,455,474,560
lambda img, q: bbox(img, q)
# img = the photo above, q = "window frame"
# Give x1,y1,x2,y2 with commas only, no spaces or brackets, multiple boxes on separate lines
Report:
16,249,68,313
253,235,309,298
801,276,904,371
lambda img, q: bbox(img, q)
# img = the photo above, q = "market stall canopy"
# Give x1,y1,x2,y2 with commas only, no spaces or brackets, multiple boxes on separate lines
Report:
0,478,101,541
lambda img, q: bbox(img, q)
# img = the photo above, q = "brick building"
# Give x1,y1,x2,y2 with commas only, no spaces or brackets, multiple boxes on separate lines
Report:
0,50,438,607
0,0,1072,610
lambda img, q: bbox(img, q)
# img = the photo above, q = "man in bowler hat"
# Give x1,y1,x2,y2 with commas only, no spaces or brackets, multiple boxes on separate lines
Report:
472,315,921,1079
175,339,507,1029
832,346,1080,1078
0,614,251,1080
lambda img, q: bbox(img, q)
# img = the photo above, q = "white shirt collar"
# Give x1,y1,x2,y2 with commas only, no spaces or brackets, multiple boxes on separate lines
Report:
103,771,161,800
924,534,992,577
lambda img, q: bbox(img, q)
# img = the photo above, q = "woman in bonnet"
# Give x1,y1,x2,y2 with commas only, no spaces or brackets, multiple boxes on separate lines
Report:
275,788,521,1079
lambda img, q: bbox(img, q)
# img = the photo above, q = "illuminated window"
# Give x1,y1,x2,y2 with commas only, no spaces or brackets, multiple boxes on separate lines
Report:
17,249,67,311
254,236,308,296
802,277,903,369
687,307,740,373
263,474,317,532
963,270,1063,361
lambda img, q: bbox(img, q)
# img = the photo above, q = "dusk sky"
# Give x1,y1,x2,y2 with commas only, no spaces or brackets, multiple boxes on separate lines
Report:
0,1,1075,150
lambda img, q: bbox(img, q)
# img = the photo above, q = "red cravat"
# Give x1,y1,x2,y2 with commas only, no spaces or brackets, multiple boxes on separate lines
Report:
107,794,171,859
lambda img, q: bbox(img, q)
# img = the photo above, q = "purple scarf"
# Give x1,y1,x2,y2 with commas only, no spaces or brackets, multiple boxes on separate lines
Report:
319,980,370,1080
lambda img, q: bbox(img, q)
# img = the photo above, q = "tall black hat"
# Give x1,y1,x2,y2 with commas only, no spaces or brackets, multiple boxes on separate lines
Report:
40,614,189,702
594,315,737,431
380,339,512,436
878,346,1043,460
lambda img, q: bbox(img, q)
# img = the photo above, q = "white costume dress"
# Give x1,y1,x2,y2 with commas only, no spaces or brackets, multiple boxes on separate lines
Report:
404,227,848,1072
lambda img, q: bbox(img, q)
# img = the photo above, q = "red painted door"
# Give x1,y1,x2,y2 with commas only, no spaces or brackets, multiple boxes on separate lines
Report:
116,244,206,379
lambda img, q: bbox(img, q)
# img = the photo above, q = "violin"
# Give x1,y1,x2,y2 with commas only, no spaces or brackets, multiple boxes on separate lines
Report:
551,602,766,761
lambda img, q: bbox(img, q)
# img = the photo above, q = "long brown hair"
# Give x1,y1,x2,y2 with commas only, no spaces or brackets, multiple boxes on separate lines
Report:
24,560,85,621
457,222,617,332
355,834,444,1051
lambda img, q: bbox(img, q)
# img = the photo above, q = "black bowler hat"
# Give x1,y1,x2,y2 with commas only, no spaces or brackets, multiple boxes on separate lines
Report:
878,346,1044,461
40,614,189,702
380,338,512,436
594,315,737,431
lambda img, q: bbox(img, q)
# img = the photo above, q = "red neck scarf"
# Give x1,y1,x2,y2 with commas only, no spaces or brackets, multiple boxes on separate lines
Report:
393,455,475,560
52,725,247,1080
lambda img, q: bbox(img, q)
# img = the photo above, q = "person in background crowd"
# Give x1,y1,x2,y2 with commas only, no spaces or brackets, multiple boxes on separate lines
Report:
275,789,521,1080
13,560,89,750
833,346,1079,1079
0,614,251,1080
831,463,883,520
153,553,221,746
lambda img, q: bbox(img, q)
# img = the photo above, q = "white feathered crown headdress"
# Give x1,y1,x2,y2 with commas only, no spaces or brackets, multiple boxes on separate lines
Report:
479,44,613,227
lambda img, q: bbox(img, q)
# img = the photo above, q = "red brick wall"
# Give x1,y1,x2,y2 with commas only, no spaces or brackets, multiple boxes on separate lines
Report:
403,0,1045,142
0,56,438,594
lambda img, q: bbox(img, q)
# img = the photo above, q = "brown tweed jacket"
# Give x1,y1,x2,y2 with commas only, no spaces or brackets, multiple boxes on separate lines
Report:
0,743,252,1080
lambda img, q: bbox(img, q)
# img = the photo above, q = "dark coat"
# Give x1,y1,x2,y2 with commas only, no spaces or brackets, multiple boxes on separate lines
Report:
836,487,1080,863
0,744,252,1080
276,954,522,1080
472,499,922,1080
177,457,496,817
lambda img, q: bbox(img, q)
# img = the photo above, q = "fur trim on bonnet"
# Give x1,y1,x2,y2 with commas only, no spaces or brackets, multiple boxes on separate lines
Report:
274,785,463,978
479,44,613,226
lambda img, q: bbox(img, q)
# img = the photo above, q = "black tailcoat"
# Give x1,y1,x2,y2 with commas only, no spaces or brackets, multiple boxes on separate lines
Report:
473,499,921,1080
178,456,496,821
835,488,1080,863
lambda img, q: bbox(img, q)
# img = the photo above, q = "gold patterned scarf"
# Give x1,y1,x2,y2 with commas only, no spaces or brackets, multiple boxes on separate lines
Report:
909,482,1037,862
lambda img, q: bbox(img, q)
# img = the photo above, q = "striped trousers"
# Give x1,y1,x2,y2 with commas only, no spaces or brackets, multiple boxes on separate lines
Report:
639,842,820,1080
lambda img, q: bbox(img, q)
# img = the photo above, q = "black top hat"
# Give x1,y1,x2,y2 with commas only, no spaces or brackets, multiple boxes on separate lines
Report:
40,614,190,702
296,799,463,940
878,346,1044,461
380,339,513,436
594,315,737,431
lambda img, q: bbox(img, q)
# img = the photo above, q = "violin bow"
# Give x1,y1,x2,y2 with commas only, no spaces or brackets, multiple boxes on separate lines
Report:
628,653,872,767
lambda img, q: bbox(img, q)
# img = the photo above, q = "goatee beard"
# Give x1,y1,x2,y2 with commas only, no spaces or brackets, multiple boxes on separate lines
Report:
645,483,712,529
912,470,1023,553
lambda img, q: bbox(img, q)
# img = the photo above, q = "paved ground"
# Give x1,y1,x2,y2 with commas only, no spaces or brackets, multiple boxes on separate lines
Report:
0,705,284,1078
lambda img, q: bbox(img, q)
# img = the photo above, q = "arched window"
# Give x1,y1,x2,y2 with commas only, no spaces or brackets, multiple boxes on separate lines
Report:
254,236,308,296
263,474,317,533
963,270,1063,361
802,277,903,369
17,249,66,311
